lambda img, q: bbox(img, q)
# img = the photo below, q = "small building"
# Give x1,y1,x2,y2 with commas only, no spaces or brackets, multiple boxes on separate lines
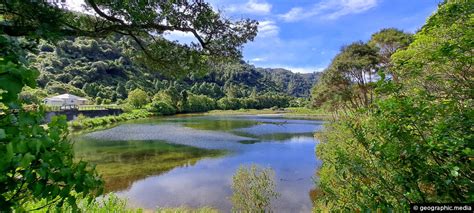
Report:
43,94,88,107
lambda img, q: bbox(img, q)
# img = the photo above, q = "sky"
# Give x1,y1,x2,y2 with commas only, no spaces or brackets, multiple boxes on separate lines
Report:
66,0,441,73
178,0,440,73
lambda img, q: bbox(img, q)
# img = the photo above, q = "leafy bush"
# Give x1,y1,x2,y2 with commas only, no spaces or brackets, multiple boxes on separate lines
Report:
289,97,309,108
70,110,151,131
25,194,141,213
127,88,148,108
314,1,473,210
183,94,216,113
217,97,242,110
147,101,177,115
217,93,290,110
0,35,102,211
18,86,48,104
231,165,279,212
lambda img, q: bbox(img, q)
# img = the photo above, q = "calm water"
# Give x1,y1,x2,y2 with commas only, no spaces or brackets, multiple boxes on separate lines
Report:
74,115,323,212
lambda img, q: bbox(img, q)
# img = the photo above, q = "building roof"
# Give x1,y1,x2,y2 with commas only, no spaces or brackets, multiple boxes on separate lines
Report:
45,93,88,101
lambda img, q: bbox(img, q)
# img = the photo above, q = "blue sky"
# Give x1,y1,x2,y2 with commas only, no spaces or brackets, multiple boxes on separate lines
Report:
200,0,441,73
67,0,441,73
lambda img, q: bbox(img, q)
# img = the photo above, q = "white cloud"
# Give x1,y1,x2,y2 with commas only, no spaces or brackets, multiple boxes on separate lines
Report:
163,31,198,45
263,65,325,74
279,7,307,22
63,0,86,12
226,0,272,15
280,0,378,22
257,20,279,38
282,66,325,73
250,57,267,62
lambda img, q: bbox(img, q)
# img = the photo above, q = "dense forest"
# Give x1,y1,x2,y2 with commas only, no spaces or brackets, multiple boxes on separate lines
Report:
26,36,318,108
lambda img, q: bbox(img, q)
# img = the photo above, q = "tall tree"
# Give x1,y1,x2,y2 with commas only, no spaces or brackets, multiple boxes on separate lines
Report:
1,0,258,76
312,42,378,110
315,0,473,210
369,28,413,81
0,0,258,210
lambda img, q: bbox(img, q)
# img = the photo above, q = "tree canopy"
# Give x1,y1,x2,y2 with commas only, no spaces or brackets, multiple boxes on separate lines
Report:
1,0,258,76
0,0,259,210
312,29,412,111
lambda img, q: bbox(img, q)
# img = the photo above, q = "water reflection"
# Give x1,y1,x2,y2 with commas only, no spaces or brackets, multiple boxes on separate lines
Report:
74,139,224,192
74,115,322,212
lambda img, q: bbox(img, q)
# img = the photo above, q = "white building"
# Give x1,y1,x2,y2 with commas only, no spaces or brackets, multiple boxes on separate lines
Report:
43,94,88,107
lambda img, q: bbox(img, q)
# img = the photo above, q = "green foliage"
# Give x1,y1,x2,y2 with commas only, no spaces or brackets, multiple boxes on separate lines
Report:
0,0,261,211
231,165,279,212
116,82,127,100
190,82,224,99
183,94,216,113
70,110,151,131
96,97,103,105
217,93,290,111
254,92,291,109
312,42,379,110
390,0,473,100
19,86,48,104
153,87,182,110
147,101,177,115
156,206,218,213
369,28,413,71
0,35,102,211
289,97,310,107
315,1,474,210
26,192,219,212
127,88,148,109
311,29,412,111
258,68,321,97
217,97,243,110
1,0,258,66
25,193,142,213
29,36,313,107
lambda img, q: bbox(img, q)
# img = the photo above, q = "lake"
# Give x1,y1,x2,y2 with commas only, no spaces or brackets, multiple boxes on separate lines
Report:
73,114,323,212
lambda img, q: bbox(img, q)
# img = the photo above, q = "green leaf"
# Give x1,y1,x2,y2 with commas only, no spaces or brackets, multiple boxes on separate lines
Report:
0,129,5,139
450,166,460,177
20,153,35,168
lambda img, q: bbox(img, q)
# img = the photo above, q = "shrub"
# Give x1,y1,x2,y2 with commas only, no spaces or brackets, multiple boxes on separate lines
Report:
147,101,176,115
217,97,242,110
184,94,216,113
127,88,149,108
69,110,151,131
24,194,140,213
231,165,279,212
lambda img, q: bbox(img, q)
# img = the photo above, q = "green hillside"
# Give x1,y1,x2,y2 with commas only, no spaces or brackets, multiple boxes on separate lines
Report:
29,36,319,105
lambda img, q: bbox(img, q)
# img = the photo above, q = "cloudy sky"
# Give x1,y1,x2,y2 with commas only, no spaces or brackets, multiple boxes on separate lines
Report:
199,0,440,73
67,0,440,73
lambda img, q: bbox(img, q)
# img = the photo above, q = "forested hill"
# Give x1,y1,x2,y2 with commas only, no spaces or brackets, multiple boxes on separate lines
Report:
258,68,321,97
29,36,318,104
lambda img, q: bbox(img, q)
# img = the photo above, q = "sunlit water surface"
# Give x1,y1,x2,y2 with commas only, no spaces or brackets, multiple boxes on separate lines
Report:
74,115,323,212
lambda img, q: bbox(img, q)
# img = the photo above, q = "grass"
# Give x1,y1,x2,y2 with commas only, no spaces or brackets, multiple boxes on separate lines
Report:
182,118,258,131
24,193,219,213
206,108,279,115
156,207,218,213
69,109,152,132
69,107,330,133
206,107,332,120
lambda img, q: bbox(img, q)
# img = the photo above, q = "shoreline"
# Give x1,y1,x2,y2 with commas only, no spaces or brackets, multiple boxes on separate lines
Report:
69,107,332,134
